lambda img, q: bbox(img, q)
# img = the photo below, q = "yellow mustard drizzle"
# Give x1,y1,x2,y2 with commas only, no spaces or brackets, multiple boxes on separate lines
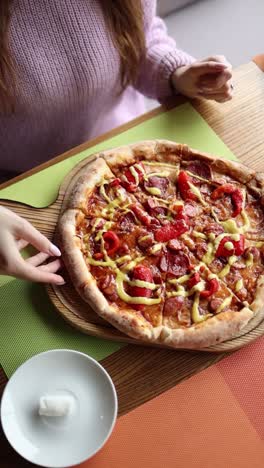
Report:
192,292,212,323
193,231,207,239
145,186,161,196
218,255,238,279
116,271,161,305
235,279,244,292
143,161,177,169
245,252,254,267
216,296,232,313
188,182,207,206
129,166,140,185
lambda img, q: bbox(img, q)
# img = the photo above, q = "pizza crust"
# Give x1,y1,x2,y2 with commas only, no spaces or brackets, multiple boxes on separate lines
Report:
248,275,264,320
58,209,92,291
159,307,254,349
65,157,114,212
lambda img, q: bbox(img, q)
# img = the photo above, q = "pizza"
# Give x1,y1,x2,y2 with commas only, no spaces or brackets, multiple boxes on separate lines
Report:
58,140,264,349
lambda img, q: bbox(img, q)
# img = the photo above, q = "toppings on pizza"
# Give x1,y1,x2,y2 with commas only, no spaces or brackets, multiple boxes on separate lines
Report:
129,264,155,311
154,220,189,242
121,163,145,192
60,142,264,349
187,161,212,180
215,235,245,258
211,184,244,217
103,231,120,256
144,175,169,197
200,277,219,298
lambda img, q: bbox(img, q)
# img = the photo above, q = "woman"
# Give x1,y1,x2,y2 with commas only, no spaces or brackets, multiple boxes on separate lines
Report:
0,0,233,282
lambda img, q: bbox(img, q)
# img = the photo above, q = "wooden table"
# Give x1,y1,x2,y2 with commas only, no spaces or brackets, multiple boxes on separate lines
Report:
1,61,264,467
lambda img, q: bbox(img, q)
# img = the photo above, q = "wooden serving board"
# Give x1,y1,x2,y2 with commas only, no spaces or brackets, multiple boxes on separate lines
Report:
45,153,264,353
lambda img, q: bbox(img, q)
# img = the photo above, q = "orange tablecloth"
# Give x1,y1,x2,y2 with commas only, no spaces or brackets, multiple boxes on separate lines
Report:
79,336,264,468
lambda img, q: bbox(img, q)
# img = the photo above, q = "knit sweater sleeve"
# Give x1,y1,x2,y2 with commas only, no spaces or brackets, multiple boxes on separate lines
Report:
135,0,195,100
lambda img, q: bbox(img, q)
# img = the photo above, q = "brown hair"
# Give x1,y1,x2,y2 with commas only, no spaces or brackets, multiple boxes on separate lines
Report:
0,0,146,111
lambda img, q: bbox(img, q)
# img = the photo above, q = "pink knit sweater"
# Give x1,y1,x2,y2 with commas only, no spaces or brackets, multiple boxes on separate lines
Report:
0,0,193,176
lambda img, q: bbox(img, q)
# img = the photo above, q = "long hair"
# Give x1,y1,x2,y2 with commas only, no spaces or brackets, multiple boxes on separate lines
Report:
0,0,146,111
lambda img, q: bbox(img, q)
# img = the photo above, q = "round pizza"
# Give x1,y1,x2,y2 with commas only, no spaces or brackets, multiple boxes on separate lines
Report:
58,140,264,349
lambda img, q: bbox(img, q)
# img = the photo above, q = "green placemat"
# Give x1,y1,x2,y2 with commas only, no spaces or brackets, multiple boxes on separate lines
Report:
0,280,122,377
0,104,235,208
0,103,236,378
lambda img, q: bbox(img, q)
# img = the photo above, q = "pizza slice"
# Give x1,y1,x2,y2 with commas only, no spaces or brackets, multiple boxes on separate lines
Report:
65,157,138,221
59,206,166,338
179,156,264,240
207,237,264,307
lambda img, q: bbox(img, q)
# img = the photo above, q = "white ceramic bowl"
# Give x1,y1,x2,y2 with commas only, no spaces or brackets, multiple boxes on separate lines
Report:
0,350,118,467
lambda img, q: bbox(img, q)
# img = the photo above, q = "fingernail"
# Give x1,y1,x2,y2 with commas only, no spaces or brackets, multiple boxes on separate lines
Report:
200,87,214,92
214,63,227,69
56,279,66,286
49,244,61,257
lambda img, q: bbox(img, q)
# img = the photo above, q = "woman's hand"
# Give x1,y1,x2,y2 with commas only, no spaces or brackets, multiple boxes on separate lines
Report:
172,55,233,103
0,206,65,284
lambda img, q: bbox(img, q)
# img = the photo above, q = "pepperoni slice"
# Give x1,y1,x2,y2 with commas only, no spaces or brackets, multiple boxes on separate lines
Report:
187,161,212,180
144,199,167,217
163,297,184,316
167,239,182,251
203,223,224,236
184,202,200,218
160,251,191,277
118,212,136,232
144,176,169,197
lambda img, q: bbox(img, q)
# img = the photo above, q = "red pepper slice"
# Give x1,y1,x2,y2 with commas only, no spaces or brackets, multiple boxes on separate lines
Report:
109,178,121,188
94,252,104,260
103,231,120,256
188,272,200,289
130,265,154,311
122,163,145,192
211,184,243,217
172,204,189,223
130,204,153,226
215,235,245,257
200,278,219,298
154,219,189,242
178,171,197,201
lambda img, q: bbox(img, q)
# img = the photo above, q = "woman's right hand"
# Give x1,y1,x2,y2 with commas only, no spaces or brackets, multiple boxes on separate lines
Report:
0,206,65,284
172,55,233,103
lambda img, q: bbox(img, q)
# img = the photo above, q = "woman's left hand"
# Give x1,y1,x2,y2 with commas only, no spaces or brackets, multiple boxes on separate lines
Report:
171,55,233,103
